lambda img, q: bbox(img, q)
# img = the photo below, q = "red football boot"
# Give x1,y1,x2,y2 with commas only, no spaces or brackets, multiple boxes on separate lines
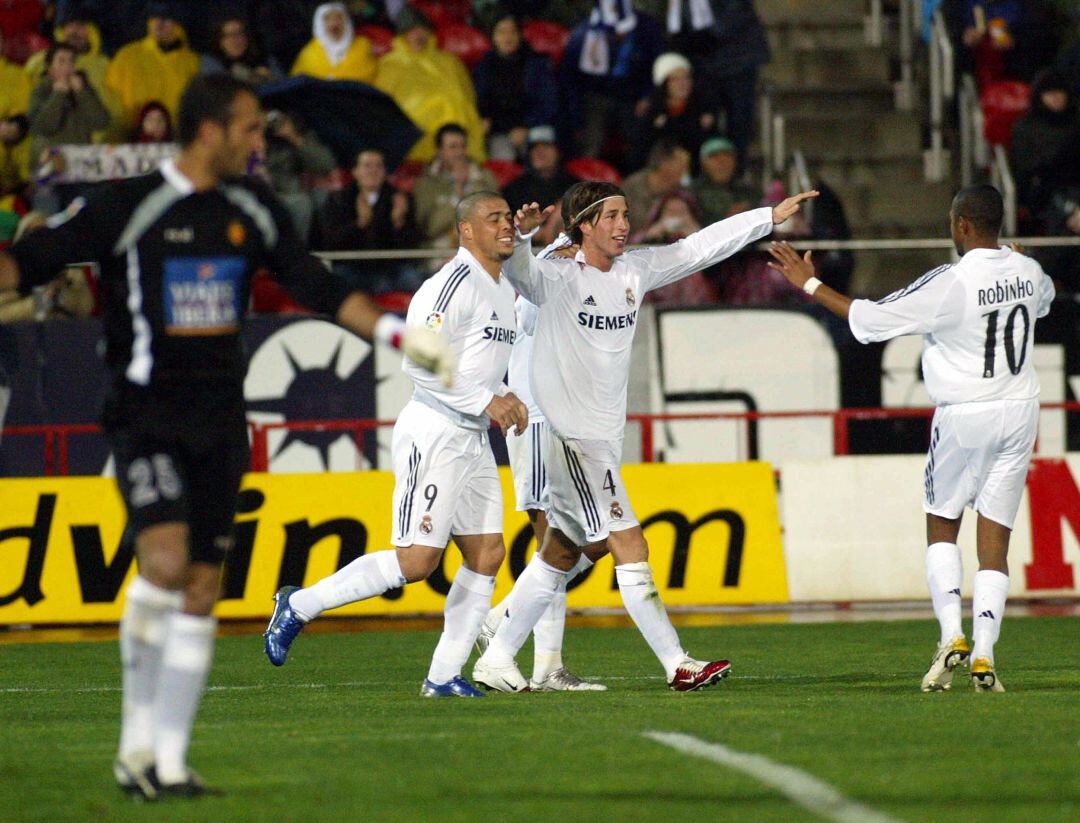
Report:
668,658,732,691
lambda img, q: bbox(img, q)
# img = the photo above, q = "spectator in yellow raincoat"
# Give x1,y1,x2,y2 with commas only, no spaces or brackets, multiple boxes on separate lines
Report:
105,1,199,131
291,3,376,83
0,28,31,208
373,7,485,163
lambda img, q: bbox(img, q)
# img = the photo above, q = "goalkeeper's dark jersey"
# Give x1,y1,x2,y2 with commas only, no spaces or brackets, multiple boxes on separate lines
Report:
12,158,349,395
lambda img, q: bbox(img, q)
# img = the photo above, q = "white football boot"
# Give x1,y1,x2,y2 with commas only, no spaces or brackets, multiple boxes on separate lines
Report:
529,666,607,692
472,655,530,693
921,636,971,692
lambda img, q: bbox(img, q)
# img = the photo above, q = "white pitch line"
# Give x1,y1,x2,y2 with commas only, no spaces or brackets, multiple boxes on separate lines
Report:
643,731,902,823
0,680,383,695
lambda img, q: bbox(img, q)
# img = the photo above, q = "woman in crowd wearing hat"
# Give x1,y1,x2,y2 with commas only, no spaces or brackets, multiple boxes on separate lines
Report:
632,52,716,171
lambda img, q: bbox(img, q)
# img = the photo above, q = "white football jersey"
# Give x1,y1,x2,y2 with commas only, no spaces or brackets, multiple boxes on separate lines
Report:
503,208,774,440
403,248,518,430
848,246,1055,405
507,234,574,421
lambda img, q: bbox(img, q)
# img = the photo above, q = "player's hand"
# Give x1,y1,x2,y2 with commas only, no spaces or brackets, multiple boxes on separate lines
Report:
486,392,528,437
766,241,815,289
772,190,819,225
515,202,556,236
402,326,455,387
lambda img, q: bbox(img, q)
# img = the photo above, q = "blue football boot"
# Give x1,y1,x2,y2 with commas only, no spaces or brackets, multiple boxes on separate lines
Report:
264,586,306,666
419,676,487,698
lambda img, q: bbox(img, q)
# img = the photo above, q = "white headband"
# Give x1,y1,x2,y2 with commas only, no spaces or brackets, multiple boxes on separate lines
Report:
569,195,621,229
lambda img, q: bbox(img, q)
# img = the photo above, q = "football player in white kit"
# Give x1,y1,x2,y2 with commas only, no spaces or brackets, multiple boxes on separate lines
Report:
264,192,529,697
472,181,818,692
767,185,1055,692
478,229,608,691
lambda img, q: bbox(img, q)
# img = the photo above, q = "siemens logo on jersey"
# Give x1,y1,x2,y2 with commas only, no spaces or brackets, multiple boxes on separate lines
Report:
577,311,638,330
482,327,516,343
978,277,1035,306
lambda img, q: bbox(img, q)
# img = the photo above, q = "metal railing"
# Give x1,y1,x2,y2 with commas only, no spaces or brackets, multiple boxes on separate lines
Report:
895,0,917,111
866,0,884,47
926,9,955,181
7,403,1079,475
759,85,786,192
990,144,1019,236
958,73,989,187
788,149,814,224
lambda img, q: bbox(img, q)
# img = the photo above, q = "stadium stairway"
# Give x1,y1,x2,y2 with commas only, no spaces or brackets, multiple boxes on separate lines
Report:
757,0,956,295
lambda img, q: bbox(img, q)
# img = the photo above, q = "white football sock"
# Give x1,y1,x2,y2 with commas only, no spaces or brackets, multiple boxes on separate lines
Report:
972,569,1009,664
484,558,566,664
289,550,406,621
427,567,496,685
118,576,182,758
154,613,216,784
925,542,964,644
616,561,686,680
531,553,592,680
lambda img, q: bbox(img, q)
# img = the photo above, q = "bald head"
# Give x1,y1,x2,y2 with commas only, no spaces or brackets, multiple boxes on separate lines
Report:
456,192,514,270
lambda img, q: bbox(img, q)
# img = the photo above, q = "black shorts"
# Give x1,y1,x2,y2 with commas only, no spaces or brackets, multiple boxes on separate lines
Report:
107,401,249,565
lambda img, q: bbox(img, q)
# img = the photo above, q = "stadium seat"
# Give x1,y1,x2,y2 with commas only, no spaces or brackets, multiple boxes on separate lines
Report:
389,160,425,194
307,167,352,192
250,270,311,314
357,24,394,57
522,20,569,66
3,29,47,65
374,291,414,313
412,0,471,27
436,22,491,70
484,159,524,189
981,80,1030,148
566,157,622,185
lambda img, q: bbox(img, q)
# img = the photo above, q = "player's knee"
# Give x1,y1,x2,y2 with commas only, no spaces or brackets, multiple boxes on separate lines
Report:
608,527,648,564
397,545,443,582
134,523,190,590
539,530,579,571
181,562,222,616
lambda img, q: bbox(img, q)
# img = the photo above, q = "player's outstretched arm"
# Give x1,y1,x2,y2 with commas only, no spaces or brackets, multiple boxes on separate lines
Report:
336,292,454,387
767,240,853,319
771,190,820,225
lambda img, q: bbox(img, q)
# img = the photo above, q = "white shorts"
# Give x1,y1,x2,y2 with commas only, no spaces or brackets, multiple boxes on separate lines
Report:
390,402,503,548
923,398,1039,529
542,428,638,547
507,418,549,512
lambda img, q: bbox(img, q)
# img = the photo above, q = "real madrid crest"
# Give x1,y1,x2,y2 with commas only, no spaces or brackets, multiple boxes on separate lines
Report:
419,514,434,535
625,288,635,306
610,501,623,519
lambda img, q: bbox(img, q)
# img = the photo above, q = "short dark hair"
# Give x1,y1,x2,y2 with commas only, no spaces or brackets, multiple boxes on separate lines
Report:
563,181,624,244
45,42,77,68
645,139,687,170
177,73,256,146
952,184,1004,234
435,122,467,148
455,190,505,226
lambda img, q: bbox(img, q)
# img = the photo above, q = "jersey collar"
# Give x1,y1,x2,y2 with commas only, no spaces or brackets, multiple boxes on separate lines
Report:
962,246,1009,260
457,246,501,286
160,157,195,196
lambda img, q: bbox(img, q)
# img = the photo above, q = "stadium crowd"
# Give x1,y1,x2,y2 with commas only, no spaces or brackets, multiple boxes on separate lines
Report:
0,0,1076,319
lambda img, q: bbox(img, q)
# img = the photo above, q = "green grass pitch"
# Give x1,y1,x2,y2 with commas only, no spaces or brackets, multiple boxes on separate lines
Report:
2,616,1078,822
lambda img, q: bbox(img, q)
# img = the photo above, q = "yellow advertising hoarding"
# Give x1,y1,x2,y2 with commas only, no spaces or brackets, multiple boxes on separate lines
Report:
0,463,787,624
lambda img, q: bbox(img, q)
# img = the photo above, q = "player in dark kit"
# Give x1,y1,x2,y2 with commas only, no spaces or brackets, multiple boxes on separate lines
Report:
0,74,453,800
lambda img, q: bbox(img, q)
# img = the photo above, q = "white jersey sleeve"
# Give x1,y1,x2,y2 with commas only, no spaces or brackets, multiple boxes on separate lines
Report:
848,265,964,343
1036,271,1056,318
504,233,576,305
630,207,775,292
404,275,494,418
517,295,539,335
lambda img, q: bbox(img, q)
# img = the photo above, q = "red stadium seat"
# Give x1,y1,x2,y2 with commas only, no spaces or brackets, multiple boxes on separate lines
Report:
357,24,394,57
3,29,48,65
566,157,623,185
375,291,414,313
250,270,311,314
412,0,471,27
307,166,352,192
437,22,491,70
484,159,524,189
981,80,1030,148
522,20,569,66
389,160,425,193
